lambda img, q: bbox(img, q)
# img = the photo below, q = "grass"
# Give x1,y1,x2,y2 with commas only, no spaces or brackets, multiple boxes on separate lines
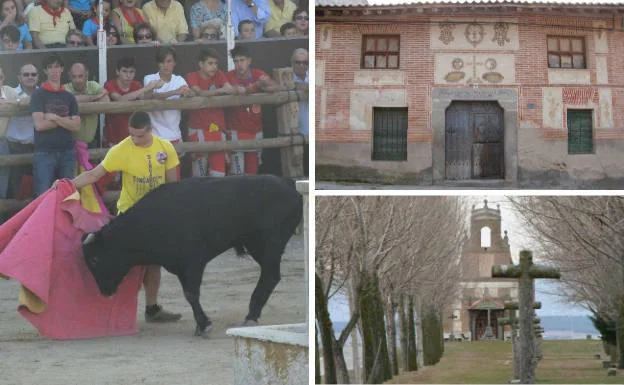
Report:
384,340,621,384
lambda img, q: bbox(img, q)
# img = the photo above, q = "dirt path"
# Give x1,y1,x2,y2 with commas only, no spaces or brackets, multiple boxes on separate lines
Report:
0,235,306,385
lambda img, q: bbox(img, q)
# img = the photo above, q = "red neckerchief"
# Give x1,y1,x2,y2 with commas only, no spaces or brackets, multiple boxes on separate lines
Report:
121,7,143,26
40,2,65,27
42,82,65,92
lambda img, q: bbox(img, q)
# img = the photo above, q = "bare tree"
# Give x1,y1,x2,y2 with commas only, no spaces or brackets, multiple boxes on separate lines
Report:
509,196,624,367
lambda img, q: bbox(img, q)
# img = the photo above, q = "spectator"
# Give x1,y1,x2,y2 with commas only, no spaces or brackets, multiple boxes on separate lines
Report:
292,7,307,36
82,0,110,45
225,45,282,175
0,0,33,49
185,48,234,177
111,0,144,44
231,0,269,39
30,54,81,197
279,21,295,37
66,0,94,30
64,62,109,147
189,0,226,41
0,65,18,217
6,63,38,199
237,19,254,40
29,0,76,48
143,47,193,179
104,56,162,146
105,22,120,45
66,28,87,46
132,22,157,44
291,48,307,176
264,0,295,38
197,20,220,42
142,0,187,44
0,23,20,50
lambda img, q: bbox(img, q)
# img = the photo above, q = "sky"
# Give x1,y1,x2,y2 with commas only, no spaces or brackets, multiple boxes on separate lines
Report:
326,196,590,322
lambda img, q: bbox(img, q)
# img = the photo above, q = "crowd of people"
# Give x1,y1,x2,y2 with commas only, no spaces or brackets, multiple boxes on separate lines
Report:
0,43,308,208
0,0,308,49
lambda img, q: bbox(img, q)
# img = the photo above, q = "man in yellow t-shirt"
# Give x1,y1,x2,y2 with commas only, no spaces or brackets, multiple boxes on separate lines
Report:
68,111,182,323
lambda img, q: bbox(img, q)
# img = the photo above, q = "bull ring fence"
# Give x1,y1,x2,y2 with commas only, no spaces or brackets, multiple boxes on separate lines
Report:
0,38,309,215
0,90,308,214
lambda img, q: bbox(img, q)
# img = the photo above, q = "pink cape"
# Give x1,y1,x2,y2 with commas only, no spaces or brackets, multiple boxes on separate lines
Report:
0,178,144,340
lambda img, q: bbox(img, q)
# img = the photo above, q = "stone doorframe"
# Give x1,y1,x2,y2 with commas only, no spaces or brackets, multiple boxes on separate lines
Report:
431,88,518,185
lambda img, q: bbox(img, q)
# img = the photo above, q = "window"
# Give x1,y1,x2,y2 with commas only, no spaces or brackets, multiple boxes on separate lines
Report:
547,36,586,69
372,107,407,161
362,35,400,69
567,110,593,154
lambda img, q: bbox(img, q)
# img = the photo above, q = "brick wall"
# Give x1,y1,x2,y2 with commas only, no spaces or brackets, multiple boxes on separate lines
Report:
316,12,624,143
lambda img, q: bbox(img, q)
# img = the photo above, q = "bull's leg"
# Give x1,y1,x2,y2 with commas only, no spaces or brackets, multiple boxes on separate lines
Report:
177,264,211,336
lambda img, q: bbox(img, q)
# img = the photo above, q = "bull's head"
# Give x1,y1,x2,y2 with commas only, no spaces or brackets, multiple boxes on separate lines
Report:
82,228,131,297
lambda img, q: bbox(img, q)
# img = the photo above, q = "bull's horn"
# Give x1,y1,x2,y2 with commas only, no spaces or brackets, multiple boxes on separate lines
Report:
83,233,97,245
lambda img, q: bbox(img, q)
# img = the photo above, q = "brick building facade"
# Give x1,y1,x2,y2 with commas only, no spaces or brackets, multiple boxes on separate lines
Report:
316,0,624,188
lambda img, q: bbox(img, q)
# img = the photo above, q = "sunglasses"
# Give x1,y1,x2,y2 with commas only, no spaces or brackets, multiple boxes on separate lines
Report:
294,60,308,65
202,33,218,39
295,15,308,21
137,33,152,39
21,72,37,77
68,40,84,46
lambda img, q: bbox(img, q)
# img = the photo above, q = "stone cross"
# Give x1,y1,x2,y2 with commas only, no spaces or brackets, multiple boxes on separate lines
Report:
492,250,561,384
500,302,542,381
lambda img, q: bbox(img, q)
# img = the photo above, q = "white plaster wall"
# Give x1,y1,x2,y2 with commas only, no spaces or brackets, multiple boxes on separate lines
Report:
430,18,519,51
599,88,613,129
596,56,609,84
354,70,405,86
349,89,407,130
548,69,590,85
593,20,609,54
319,25,332,50
316,60,325,87
435,54,515,85
542,87,563,129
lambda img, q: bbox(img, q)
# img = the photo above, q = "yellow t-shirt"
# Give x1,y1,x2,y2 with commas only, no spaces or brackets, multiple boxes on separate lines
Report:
28,5,76,45
264,0,296,35
101,135,179,213
142,0,188,43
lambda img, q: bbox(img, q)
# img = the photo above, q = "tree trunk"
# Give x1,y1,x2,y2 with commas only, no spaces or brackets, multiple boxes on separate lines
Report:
316,325,321,384
386,295,399,376
332,339,351,384
407,297,418,371
360,273,392,383
315,273,337,384
398,295,408,372
618,301,624,369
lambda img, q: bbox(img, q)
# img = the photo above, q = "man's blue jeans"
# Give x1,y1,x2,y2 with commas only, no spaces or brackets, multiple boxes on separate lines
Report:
33,149,76,197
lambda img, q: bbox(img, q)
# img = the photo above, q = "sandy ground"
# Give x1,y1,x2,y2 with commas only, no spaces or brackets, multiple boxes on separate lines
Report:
0,234,307,385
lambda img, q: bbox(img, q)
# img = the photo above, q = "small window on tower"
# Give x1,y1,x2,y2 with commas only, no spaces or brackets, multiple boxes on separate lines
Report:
481,227,491,250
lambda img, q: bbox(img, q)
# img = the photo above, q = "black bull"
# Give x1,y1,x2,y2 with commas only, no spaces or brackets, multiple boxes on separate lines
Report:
82,175,303,336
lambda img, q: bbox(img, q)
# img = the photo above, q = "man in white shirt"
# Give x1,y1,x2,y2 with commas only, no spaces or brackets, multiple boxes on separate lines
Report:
7,63,38,199
291,48,308,177
143,47,193,142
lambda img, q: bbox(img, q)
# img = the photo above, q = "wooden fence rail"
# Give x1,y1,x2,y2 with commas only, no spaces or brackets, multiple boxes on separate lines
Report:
0,90,307,117
0,137,307,167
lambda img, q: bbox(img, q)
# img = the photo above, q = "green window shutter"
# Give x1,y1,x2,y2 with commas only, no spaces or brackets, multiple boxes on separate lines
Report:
567,110,593,154
372,108,408,161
